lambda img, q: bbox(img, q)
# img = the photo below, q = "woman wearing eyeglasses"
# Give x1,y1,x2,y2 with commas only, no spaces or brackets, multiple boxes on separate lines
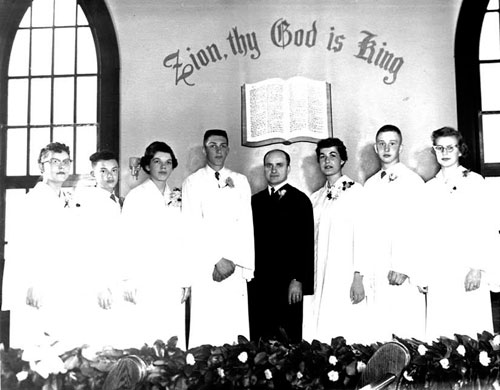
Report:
119,141,189,349
2,142,80,349
421,126,498,340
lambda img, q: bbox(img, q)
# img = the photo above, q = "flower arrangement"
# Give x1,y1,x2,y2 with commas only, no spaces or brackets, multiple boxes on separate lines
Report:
3,332,500,390
326,180,355,201
167,187,182,207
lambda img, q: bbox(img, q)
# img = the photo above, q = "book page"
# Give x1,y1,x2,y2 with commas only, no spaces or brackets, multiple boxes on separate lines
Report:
288,77,329,137
246,79,286,142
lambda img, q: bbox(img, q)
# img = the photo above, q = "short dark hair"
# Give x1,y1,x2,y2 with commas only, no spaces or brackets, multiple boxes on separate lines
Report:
431,126,468,157
140,141,178,171
89,150,118,167
376,124,402,142
203,129,229,144
315,137,348,163
38,142,70,164
263,149,291,166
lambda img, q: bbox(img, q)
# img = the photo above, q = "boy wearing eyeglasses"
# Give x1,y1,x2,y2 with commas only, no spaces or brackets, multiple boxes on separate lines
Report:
350,124,426,342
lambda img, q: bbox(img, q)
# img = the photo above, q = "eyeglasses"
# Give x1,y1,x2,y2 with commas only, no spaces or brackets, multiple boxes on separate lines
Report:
41,158,73,167
433,145,458,154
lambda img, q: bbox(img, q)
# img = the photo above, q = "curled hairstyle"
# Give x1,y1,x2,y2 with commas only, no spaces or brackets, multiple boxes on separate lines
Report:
140,141,178,172
38,142,71,164
203,129,228,144
376,124,402,142
89,150,118,167
431,126,468,157
315,138,348,163
264,149,291,166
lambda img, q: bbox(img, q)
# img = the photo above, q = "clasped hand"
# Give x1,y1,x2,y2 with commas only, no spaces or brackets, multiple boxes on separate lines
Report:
212,258,236,282
387,270,408,285
26,286,42,309
350,273,365,304
465,268,482,291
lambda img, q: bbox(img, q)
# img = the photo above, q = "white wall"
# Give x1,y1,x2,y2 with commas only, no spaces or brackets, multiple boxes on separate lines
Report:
105,0,462,195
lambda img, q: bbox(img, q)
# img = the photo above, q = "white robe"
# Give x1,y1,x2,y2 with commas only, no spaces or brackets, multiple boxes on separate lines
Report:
302,176,368,344
2,182,84,350
356,163,426,342
120,178,188,349
182,166,254,347
421,167,498,341
71,186,123,348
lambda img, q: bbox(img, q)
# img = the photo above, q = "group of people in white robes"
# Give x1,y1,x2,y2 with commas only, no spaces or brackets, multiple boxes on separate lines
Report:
303,125,500,344
3,124,498,353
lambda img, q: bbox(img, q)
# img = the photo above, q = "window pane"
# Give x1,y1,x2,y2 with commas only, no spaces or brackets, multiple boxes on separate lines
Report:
77,27,97,74
54,0,76,26
30,78,52,125
480,12,500,60
31,28,53,76
487,0,499,11
54,28,75,74
53,126,74,165
31,0,54,27
76,76,97,123
8,30,30,76
77,5,89,26
29,127,50,175
8,79,28,126
19,8,31,28
482,114,500,163
6,128,28,176
480,63,500,111
75,125,97,174
53,77,75,124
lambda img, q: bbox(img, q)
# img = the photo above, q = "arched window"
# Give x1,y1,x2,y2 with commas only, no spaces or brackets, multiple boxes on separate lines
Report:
0,0,119,346
456,0,499,176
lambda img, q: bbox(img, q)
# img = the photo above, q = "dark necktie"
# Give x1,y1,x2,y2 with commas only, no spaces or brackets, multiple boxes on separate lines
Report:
381,171,387,179
215,171,220,181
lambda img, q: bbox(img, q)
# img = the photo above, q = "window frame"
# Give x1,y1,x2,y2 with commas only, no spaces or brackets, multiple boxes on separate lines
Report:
455,0,493,174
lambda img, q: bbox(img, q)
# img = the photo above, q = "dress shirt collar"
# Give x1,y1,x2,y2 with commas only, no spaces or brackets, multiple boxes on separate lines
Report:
268,181,288,195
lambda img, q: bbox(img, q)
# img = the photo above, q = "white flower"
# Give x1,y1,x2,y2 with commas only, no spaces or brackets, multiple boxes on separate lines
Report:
456,345,466,356
418,344,428,356
297,371,303,379
16,371,29,382
186,353,195,365
264,368,273,380
403,370,414,382
81,345,99,361
31,354,67,379
439,358,450,369
479,351,491,366
491,335,500,350
217,367,225,378
238,351,248,363
328,370,339,382
328,355,338,365
356,361,366,373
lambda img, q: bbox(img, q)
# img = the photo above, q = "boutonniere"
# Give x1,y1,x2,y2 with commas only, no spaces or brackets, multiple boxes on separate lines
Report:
167,187,182,207
462,169,471,178
225,177,235,188
388,173,398,182
62,191,77,208
278,188,287,199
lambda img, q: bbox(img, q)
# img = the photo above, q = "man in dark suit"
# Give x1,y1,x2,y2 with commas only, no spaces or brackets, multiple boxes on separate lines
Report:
248,149,314,343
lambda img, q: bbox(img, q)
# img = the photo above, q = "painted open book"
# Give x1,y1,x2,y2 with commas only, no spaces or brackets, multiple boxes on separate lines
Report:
241,76,333,147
